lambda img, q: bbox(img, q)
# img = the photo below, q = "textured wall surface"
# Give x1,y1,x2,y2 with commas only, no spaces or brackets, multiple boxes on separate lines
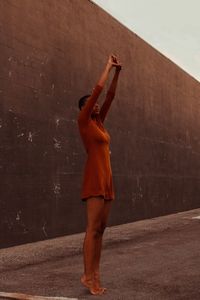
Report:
0,0,200,248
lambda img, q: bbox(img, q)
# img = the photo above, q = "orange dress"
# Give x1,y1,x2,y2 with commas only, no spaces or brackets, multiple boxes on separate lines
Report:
78,85,115,201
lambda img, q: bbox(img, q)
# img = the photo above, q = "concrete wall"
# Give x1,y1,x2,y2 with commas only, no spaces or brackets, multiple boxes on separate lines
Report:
0,0,200,248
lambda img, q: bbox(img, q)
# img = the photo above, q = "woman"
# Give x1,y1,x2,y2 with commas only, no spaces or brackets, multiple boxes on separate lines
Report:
77,54,121,295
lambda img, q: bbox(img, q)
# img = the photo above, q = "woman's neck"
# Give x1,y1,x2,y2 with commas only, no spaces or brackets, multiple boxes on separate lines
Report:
91,114,99,121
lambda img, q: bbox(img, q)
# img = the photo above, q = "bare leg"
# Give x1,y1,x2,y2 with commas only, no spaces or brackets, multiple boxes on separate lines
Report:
93,200,112,287
81,196,106,295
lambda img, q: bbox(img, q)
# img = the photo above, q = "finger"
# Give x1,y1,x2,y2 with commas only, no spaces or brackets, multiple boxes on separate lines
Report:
112,61,121,66
115,64,122,70
112,57,118,64
111,54,118,61
111,62,119,66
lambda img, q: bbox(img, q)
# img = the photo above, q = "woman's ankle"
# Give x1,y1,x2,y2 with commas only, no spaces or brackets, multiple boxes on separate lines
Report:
82,273,93,281
82,271,100,282
94,270,100,277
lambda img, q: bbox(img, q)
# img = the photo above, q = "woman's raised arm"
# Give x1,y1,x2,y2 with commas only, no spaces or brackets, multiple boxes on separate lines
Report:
79,55,119,123
100,63,122,123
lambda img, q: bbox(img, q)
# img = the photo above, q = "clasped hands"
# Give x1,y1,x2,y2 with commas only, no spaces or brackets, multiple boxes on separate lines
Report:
108,54,122,71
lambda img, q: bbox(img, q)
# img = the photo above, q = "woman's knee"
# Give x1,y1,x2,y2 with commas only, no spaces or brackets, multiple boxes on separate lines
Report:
86,224,103,238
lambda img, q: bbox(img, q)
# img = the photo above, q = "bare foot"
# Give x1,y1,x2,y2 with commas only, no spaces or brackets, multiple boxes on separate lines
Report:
90,287,106,296
81,274,106,295
94,271,107,292
81,274,93,289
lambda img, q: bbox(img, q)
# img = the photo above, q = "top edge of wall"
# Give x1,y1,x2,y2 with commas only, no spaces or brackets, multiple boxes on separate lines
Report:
88,0,200,85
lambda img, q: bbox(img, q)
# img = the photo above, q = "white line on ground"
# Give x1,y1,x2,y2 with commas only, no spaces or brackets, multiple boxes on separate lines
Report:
0,292,78,300
192,216,200,219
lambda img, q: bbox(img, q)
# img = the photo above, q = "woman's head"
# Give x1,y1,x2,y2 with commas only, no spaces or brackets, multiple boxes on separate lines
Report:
78,95,91,110
78,95,100,116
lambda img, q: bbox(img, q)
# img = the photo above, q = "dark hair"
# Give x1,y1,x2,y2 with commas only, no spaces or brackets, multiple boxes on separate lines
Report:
78,94,91,110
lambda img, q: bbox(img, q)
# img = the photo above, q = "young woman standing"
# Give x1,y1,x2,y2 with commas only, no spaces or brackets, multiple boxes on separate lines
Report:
78,54,121,295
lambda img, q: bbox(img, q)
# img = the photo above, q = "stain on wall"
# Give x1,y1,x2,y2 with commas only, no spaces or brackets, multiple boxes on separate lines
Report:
0,0,200,248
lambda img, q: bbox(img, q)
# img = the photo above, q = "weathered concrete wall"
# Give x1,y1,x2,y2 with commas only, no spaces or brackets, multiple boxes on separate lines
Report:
0,0,200,248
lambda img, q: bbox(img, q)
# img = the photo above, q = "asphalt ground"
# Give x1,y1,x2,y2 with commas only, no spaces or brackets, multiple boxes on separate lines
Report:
0,208,200,300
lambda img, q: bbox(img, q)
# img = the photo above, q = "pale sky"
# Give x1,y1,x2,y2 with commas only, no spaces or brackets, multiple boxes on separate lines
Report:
93,0,200,82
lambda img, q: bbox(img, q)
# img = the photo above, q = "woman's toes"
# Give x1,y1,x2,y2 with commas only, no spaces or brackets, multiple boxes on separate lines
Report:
99,287,107,294
81,273,107,295
94,275,107,292
90,287,106,295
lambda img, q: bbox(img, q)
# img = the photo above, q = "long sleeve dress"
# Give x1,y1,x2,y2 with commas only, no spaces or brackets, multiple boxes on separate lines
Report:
77,85,115,201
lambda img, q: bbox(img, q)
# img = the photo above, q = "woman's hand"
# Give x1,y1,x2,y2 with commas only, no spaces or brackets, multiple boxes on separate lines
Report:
107,54,121,69
107,54,122,72
115,64,122,72
96,54,122,90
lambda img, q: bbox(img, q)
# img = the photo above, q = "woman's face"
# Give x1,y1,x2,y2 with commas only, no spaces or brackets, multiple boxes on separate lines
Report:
92,103,100,114
82,98,100,115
